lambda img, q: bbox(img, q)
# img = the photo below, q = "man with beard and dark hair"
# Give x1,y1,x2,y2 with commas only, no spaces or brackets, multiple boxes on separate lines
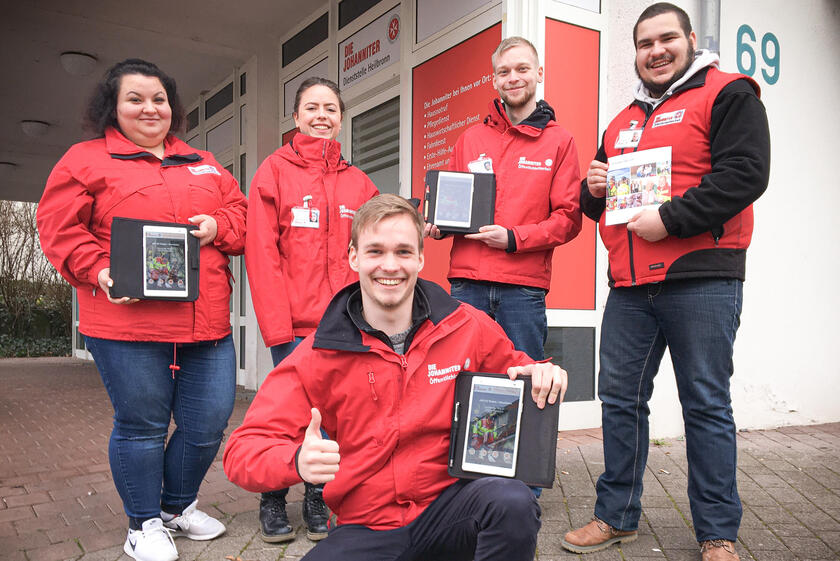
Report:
426,36,581,371
560,4,769,561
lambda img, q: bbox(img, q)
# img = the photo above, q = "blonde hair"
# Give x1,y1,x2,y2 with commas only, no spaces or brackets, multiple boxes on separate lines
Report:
491,36,540,70
350,194,424,251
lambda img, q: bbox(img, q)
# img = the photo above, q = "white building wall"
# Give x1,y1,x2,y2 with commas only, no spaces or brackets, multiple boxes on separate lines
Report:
720,0,840,429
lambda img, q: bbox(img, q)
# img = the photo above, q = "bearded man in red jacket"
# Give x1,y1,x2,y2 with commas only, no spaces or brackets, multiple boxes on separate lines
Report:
225,194,568,561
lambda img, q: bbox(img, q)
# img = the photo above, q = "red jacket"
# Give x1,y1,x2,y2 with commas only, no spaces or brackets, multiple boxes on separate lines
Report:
37,128,247,342
581,67,769,286
223,279,531,529
446,99,581,290
245,133,378,346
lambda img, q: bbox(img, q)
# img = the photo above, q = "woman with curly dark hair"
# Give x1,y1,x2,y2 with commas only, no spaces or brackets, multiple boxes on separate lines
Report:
38,59,247,561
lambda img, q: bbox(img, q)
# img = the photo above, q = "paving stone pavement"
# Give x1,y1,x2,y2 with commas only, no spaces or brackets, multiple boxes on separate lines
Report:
1,357,838,561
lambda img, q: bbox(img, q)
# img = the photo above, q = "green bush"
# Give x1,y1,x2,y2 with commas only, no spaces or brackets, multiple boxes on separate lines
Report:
0,280,71,357
0,334,71,357
0,201,73,357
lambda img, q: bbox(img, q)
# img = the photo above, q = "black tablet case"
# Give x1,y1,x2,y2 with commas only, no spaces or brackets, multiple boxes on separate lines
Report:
448,372,559,488
423,170,496,234
109,217,200,301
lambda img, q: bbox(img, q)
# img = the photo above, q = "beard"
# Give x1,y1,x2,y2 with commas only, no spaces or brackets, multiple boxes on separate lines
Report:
636,43,695,98
499,86,536,109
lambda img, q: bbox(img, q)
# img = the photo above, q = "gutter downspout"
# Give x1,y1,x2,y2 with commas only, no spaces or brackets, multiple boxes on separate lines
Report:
699,0,721,53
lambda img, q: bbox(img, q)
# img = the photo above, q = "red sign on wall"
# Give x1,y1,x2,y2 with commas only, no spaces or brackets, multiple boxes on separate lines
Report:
411,24,502,288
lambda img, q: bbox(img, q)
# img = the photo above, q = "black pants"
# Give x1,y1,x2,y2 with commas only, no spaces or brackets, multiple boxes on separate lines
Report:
302,477,541,561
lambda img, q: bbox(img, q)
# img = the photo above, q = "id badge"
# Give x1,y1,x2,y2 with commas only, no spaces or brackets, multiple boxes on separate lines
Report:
291,206,320,228
468,154,494,174
615,128,643,149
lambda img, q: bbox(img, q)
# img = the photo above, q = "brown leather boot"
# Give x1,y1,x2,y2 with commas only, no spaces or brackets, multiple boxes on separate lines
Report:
561,517,638,553
700,539,740,561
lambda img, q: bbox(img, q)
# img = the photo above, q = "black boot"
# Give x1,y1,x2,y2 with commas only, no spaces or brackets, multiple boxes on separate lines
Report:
302,483,329,541
259,489,295,543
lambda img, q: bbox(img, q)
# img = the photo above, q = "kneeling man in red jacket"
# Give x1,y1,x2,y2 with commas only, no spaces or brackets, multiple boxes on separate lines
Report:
224,194,568,560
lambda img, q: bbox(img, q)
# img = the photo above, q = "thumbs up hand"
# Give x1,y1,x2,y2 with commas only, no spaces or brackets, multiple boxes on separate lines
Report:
297,408,340,484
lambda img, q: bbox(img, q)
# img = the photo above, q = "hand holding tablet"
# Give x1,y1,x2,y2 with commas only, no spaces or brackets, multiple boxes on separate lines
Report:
109,217,200,301
448,370,565,487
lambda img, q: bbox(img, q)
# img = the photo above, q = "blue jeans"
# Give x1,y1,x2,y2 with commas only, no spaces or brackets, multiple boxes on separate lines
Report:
302,478,540,561
269,336,304,367
450,279,546,498
594,279,743,542
85,335,236,522
449,280,547,361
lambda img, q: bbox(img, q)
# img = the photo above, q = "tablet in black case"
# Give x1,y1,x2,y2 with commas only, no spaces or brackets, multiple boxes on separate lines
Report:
423,170,496,234
448,371,560,488
109,217,200,302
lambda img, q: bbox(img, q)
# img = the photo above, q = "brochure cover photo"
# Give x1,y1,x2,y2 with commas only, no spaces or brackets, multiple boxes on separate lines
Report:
606,146,672,226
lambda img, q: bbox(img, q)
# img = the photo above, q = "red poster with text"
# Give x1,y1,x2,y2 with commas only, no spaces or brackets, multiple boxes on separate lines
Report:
544,19,599,309
411,24,502,289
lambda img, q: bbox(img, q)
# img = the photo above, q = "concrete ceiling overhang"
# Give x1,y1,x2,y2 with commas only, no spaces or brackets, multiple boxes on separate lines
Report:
1,0,315,202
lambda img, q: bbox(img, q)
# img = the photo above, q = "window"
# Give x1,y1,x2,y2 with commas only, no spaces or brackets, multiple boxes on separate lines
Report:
73,292,84,351
229,262,234,313
186,108,199,132
239,153,247,194
239,105,248,145
207,118,235,156
416,0,490,43
283,13,329,67
239,255,248,313
205,83,233,120
352,96,400,194
339,0,382,29
239,325,246,369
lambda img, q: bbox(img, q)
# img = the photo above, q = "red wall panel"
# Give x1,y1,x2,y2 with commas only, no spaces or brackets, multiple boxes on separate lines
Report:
411,24,502,289
544,19,600,309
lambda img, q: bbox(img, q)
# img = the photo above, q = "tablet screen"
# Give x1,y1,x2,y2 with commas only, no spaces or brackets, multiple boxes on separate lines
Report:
142,225,189,298
461,376,524,477
434,171,474,229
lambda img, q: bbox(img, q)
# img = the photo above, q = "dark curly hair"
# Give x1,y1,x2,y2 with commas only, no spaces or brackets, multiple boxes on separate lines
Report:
83,58,185,136
293,77,345,116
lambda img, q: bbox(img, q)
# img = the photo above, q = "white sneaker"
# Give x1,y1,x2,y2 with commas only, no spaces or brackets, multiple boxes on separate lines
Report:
162,500,226,541
124,518,178,561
